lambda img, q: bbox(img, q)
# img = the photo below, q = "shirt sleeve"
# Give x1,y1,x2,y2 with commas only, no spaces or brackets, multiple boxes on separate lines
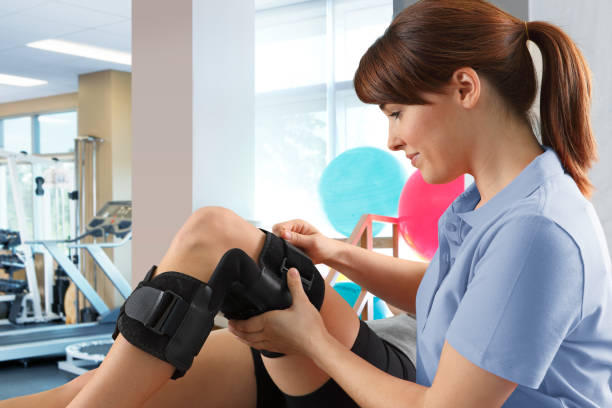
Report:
445,215,584,388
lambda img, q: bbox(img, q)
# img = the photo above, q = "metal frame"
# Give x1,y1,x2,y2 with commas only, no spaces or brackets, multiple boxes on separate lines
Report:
58,339,113,375
325,214,400,320
28,233,132,316
0,149,62,323
0,321,113,362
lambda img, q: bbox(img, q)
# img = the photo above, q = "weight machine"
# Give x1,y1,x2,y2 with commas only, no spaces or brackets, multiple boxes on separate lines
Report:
0,149,57,324
0,200,132,362
0,143,132,362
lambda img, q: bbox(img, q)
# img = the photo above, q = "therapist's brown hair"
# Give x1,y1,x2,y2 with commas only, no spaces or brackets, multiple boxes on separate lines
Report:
354,0,597,199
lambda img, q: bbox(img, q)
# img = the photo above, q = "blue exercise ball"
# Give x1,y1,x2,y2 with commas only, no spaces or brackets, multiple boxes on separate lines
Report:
318,147,407,237
333,282,390,320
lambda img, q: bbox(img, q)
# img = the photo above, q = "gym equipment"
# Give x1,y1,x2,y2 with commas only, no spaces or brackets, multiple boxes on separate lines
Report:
0,200,132,362
71,136,103,322
115,229,325,379
58,339,113,375
0,229,28,321
318,147,407,237
398,171,464,259
0,149,59,324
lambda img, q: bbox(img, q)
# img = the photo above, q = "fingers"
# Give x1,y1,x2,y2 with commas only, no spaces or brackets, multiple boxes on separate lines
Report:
272,219,311,236
228,315,265,334
272,219,299,236
228,326,265,343
287,268,307,300
228,315,278,350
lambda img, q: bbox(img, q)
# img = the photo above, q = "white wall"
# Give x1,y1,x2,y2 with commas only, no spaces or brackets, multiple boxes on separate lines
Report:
529,0,612,260
192,2,255,220
132,0,255,282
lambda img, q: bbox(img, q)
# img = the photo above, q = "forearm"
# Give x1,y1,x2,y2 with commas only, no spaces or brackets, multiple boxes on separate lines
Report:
67,335,174,408
311,331,428,408
324,239,428,314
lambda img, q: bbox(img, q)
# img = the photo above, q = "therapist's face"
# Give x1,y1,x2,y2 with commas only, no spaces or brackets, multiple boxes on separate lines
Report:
382,90,470,185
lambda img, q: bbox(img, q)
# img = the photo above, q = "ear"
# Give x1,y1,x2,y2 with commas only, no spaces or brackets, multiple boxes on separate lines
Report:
450,67,480,109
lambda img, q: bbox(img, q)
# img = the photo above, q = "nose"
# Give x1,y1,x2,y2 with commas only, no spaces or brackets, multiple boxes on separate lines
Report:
387,129,405,151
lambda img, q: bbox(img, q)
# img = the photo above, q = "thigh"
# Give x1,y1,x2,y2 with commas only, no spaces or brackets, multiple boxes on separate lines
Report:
142,329,257,408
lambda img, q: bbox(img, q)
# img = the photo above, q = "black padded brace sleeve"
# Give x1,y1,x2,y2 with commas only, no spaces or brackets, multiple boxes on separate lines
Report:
257,228,325,311
113,268,216,379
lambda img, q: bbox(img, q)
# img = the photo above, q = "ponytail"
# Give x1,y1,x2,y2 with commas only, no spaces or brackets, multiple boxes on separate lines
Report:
354,0,598,199
526,21,597,198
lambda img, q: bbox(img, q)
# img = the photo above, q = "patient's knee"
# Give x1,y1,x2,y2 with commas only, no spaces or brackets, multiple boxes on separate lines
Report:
177,206,237,248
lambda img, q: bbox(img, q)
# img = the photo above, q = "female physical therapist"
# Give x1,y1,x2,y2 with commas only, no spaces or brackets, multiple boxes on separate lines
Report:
237,0,612,406
2,0,610,407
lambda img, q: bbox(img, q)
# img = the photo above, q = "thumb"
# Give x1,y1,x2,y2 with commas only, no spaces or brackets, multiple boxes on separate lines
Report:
287,268,307,300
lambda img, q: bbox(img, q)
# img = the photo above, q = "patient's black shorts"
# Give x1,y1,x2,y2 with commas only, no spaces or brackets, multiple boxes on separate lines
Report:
250,319,416,407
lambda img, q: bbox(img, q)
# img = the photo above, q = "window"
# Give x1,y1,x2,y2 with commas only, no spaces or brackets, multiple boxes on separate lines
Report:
255,0,415,242
38,111,77,154
0,111,77,241
2,116,32,153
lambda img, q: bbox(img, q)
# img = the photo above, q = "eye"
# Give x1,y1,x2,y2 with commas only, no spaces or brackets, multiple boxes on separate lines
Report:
389,111,401,119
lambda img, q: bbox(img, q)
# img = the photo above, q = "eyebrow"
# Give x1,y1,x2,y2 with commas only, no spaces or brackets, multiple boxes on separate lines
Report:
379,103,387,112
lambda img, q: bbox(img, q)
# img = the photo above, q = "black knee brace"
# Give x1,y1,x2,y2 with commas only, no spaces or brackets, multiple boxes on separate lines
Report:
113,229,325,379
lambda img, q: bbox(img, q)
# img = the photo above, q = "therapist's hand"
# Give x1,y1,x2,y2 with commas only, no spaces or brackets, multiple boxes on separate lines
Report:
272,219,336,265
227,268,329,358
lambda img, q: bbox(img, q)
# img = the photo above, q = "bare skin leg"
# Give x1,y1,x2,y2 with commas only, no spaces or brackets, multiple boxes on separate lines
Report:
0,329,257,408
1,207,360,407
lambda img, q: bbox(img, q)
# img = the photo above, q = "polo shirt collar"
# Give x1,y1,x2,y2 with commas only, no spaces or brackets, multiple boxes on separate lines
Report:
453,145,565,228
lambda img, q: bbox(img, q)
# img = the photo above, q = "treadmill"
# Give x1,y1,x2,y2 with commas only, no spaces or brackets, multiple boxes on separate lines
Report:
0,201,132,362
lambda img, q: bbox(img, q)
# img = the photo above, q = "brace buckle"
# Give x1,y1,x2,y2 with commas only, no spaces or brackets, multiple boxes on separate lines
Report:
144,290,188,335
280,257,313,290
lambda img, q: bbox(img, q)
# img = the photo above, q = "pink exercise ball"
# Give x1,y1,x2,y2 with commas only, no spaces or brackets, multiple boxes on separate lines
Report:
398,171,465,260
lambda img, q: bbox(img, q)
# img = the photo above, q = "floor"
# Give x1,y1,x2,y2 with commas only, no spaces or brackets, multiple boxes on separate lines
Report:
0,356,76,401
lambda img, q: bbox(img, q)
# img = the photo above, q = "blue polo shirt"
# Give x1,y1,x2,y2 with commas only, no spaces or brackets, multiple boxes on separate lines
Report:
415,145,612,407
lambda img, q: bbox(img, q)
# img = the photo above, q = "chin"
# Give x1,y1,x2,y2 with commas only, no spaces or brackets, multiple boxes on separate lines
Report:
422,170,456,185
420,170,438,185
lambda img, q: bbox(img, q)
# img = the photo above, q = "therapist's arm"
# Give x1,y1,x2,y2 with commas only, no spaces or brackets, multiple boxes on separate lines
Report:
323,238,428,315
310,337,518,408
275,222,428,314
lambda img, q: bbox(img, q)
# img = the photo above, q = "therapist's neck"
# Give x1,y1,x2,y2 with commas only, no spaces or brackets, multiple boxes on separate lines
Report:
468,114,544,210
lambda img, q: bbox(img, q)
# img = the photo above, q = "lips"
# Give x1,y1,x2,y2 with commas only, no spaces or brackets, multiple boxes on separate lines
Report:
406,152,419,160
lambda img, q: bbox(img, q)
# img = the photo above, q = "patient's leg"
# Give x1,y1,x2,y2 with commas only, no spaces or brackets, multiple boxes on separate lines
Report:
0,329,258,408
58,207,359,406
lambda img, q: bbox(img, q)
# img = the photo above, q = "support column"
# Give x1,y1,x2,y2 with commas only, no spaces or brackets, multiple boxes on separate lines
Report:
132,0,255,283
78,69,132,307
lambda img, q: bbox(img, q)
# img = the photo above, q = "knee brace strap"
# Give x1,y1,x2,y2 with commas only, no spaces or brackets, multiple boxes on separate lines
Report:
113,267,217,379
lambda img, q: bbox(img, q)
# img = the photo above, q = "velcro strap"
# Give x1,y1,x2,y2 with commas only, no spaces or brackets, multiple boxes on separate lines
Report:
115,268,216,379
166,285,215,373
124,286,189,335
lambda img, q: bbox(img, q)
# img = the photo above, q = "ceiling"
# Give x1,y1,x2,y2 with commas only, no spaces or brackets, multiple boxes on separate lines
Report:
0,0,313,105
0,0,131,105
